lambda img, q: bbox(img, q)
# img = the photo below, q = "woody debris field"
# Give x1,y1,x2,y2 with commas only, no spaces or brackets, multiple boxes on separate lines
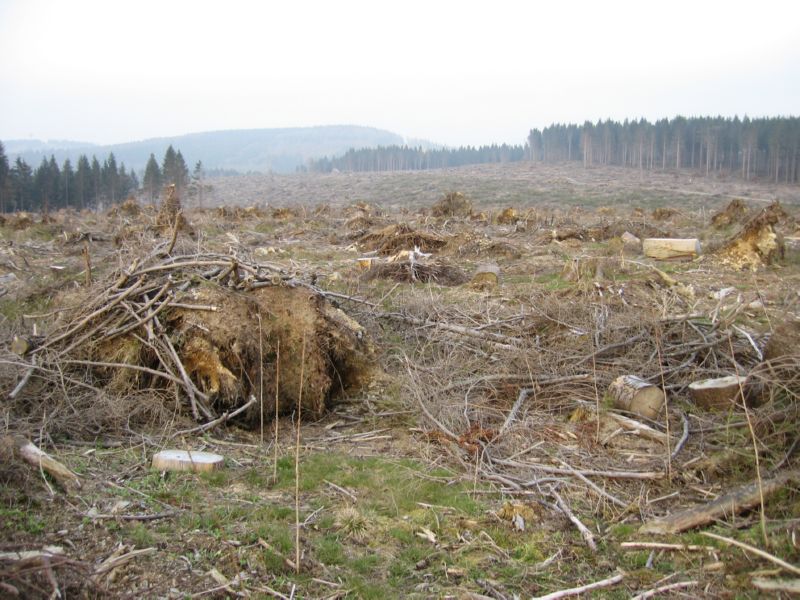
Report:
2,162,800,599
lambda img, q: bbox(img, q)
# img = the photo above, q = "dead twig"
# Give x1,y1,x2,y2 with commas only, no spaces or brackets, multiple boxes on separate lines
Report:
702,531,800,576
631,580,698,599
532,572,624,599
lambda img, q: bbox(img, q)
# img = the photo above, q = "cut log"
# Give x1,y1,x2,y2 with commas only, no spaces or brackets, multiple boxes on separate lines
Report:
640,469,800,534
642,238,701,260
607,375,665,421
470,263,500,290
151,450,224,473
688,375,747,410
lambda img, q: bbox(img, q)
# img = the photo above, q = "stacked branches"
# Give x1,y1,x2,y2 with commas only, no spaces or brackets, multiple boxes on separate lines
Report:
6,246,374,438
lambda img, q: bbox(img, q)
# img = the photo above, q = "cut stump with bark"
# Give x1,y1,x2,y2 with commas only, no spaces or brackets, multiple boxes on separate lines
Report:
470,264,500,290
607,375,665,421
688,375,748,410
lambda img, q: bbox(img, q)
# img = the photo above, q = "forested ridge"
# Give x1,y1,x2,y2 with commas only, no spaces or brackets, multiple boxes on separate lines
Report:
309,116,799,183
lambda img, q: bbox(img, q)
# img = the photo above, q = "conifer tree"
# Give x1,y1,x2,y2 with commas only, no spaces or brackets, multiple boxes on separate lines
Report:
143,153,161,203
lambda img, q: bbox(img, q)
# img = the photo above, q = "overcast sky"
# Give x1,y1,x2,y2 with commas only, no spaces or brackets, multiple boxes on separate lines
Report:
1,0,798,147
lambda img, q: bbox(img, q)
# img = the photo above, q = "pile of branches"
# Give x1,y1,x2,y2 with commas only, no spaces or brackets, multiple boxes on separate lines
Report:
6,241,373,439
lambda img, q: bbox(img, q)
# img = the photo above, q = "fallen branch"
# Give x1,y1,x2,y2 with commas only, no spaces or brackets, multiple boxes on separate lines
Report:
751,577,800,594
532,572,624,599
631,580,698,599
0,546,65,562
670,411,690,460
499,388,533,435
702,531,800,576
171,395,257,439
492,457,664,480
551,489,597,552
93,546,156,577
8,356,36,400
621,542,716,552
640,469,800,534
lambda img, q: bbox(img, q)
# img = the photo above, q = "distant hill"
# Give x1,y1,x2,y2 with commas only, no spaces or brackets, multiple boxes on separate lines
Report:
5,126,405,173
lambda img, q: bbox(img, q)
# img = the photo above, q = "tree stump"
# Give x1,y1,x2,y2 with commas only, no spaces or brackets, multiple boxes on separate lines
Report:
470,264,500,290
688,375,747,410
151,450,224,473
607,375,665,420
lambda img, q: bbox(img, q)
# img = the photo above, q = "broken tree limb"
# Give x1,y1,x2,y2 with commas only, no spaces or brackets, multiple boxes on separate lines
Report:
5,436,81,492
8,356,36,400
551,489,597,551
499,387,533,435
640,469,800,534
574,399,668,444
170,395,257,439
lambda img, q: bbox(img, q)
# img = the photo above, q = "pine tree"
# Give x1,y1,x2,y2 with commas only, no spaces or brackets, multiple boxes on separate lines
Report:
192,160,205,207
174,150,189,189
162,145,177,187
143,153,161,203
75,155,90,209
61,158,74,208
11,158,33,211
90,156,101,206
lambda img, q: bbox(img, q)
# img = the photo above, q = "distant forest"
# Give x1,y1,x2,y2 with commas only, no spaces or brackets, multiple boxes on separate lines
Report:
0,143,193,213
528,116,798,183
308,116,799,184
306,144,526,172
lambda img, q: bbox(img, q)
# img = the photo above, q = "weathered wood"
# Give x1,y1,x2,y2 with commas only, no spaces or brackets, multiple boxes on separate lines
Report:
607,375,665,421
640,469,800,534
688,375,747,410
642,238,701,260
7,436,81,492
151,450,224,473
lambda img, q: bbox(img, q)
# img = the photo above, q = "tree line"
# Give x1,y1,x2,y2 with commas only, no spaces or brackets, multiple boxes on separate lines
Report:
306,116,798,184
0,143,192,213
306,143,526,173
528,116,799,183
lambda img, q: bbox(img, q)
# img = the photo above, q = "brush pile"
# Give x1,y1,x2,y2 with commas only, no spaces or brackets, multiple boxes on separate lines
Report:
9,244,375,435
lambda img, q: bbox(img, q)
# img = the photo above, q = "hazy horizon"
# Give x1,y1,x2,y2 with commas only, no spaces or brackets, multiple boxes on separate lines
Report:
1,0,799,148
